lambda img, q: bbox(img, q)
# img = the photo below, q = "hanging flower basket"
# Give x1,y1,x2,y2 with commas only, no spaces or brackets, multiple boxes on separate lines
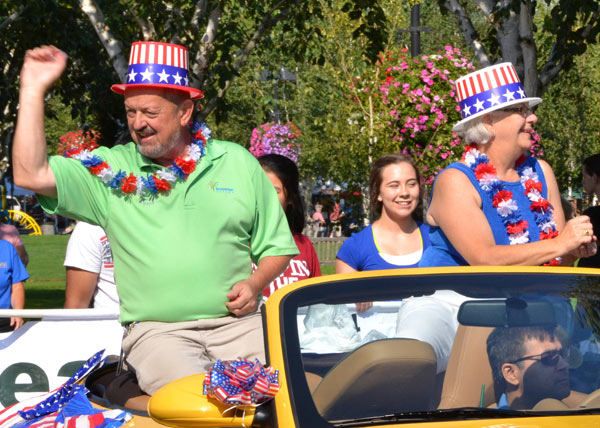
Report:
249,122,301,163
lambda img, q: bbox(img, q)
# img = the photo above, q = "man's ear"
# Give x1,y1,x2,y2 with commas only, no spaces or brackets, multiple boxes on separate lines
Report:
501,363,521,387
179,99,195,126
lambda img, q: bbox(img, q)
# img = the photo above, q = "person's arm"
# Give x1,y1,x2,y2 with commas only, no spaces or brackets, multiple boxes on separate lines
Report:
64,267,98,308
335,258,357,274
226,255,292,316
13,46,67,197
10,281,25,330
336,259,371,312
427,168,595,266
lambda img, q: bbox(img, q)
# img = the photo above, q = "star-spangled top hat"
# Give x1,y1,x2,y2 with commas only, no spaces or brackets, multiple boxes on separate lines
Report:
111,41,204,100
452,62,541,132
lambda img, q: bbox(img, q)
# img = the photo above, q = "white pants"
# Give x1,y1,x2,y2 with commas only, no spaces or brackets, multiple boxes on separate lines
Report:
394,291,465,373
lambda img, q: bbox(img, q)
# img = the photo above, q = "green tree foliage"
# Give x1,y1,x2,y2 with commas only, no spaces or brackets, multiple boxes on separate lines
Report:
536,43,600,194
437,0,600,97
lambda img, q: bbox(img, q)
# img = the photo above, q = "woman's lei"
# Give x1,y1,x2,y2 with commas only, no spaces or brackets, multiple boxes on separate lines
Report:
463,144,561,266
62,121,212,200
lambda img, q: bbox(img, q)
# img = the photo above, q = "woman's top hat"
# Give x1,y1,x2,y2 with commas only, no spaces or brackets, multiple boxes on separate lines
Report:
452,62,542,132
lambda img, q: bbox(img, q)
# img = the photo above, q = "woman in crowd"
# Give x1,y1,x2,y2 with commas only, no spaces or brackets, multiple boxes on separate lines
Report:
579,154,600,267
258,154,321,298
336,153,430,276
419,62,595,267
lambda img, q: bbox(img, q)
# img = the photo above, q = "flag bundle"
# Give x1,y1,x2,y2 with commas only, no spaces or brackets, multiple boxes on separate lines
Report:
203,359,279,406
0,350,131,428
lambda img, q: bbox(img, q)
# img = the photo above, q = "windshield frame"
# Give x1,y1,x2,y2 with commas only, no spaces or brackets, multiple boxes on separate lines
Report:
274,268,600,427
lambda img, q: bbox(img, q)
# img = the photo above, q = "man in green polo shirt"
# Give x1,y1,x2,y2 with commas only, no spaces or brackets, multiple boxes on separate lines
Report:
13,42,298,400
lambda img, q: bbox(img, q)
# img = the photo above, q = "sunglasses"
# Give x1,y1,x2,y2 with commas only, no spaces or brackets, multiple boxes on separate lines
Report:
511,347,570,367
499,105,533,117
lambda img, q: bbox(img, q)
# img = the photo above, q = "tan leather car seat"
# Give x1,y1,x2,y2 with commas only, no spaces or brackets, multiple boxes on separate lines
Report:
438,325,495,409
312,338,437,420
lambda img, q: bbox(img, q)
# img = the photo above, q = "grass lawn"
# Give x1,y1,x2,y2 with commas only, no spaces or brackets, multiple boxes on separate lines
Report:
20,235,338,309
21,235,69,309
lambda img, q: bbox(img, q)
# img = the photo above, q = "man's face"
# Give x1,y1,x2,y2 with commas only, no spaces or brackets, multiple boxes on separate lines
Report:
517,337,570,405
124,88,187,161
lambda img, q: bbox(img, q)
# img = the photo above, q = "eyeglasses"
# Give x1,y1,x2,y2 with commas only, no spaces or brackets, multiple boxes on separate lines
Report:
511,347,570,367
499,106,532,117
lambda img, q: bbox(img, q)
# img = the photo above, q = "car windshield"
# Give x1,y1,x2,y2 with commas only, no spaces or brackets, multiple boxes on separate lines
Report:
279,269,600,426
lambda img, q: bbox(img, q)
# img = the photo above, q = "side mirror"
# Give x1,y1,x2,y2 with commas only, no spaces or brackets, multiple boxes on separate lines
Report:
148,373,258,427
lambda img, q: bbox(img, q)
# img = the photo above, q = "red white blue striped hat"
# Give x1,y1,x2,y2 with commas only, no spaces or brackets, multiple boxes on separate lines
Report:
111,41,203,100
452,62,541,132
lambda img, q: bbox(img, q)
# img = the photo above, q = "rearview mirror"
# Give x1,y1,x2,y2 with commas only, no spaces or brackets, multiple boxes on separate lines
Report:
458,298,557,327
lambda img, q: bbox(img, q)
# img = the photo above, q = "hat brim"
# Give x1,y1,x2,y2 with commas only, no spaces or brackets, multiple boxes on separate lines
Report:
452,97,542,133
111,83,204,100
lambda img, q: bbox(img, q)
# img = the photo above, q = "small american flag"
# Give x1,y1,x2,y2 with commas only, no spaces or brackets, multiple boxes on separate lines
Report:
0,350,110,428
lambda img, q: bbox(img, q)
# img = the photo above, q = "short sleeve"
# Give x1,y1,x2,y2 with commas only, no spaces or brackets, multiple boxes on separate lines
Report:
336,233,362,270
247,157,299,262
64,222,103,273
37,155,110,227
306,239,322,278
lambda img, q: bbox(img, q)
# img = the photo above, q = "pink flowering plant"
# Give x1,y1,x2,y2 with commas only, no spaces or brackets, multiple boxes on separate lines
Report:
353,46,546,184
249,122,302,163
362,46,477,184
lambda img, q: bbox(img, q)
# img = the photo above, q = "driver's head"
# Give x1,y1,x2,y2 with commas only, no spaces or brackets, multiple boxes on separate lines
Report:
487,326,570,409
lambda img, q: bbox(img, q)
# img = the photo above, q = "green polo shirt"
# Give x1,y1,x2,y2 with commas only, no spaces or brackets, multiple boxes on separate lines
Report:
39,140,298,323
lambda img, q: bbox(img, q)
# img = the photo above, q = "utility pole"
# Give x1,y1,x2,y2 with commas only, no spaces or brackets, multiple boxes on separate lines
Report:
397,4,431,57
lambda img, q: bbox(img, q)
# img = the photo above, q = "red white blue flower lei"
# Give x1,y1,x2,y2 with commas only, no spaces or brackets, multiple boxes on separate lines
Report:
62,121,211,200
463,144,561,266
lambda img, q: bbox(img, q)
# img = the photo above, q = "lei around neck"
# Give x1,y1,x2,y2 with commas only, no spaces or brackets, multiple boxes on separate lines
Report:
462,144,561,266
63,121,212,200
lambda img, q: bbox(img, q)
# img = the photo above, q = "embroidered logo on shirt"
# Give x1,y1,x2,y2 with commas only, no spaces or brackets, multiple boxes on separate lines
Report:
209,181,234,193
0,262,6,268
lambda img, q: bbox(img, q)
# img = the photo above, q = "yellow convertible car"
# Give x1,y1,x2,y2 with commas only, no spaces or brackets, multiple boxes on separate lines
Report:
87,266,600,427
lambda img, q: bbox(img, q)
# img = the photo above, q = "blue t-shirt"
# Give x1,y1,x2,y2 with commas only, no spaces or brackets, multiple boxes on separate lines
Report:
0,240,29,309
419,157,548,267
336,222,431,271
497,393,510,409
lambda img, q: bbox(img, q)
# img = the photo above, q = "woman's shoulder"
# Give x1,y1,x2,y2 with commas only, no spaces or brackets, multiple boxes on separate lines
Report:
294,233,313,246
417,221,431,233
433,162,476,190
340,225,371,248
417,221,432,247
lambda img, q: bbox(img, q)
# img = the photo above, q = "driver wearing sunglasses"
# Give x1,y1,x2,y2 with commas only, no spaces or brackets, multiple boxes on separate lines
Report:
487,325,585,410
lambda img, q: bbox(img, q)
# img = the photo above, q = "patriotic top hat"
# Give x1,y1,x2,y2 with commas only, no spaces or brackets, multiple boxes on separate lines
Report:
452,62,541,132
111,41,203,100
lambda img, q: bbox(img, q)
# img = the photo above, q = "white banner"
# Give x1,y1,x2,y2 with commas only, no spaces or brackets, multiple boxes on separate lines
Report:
0,319,122,410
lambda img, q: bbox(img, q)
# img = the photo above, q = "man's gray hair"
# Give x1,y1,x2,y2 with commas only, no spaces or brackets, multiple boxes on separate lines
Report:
460,116,493,145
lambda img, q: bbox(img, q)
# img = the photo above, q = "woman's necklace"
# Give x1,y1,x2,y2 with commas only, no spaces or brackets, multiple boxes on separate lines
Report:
463,144,561,266
63,121,212,200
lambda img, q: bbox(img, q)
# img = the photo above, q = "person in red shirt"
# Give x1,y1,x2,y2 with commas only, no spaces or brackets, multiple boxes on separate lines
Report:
258,154,321,298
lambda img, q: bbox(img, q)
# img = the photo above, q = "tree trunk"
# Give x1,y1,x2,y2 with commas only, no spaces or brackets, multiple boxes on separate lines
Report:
79,0,128,83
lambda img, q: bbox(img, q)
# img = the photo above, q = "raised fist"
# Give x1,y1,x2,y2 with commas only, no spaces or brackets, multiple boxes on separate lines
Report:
20,45,68,94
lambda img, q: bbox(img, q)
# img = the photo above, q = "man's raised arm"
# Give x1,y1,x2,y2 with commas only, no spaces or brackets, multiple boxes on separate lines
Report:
13,46,68,197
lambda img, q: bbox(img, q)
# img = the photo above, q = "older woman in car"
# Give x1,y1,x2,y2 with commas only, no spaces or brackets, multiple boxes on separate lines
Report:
420,62,596,267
